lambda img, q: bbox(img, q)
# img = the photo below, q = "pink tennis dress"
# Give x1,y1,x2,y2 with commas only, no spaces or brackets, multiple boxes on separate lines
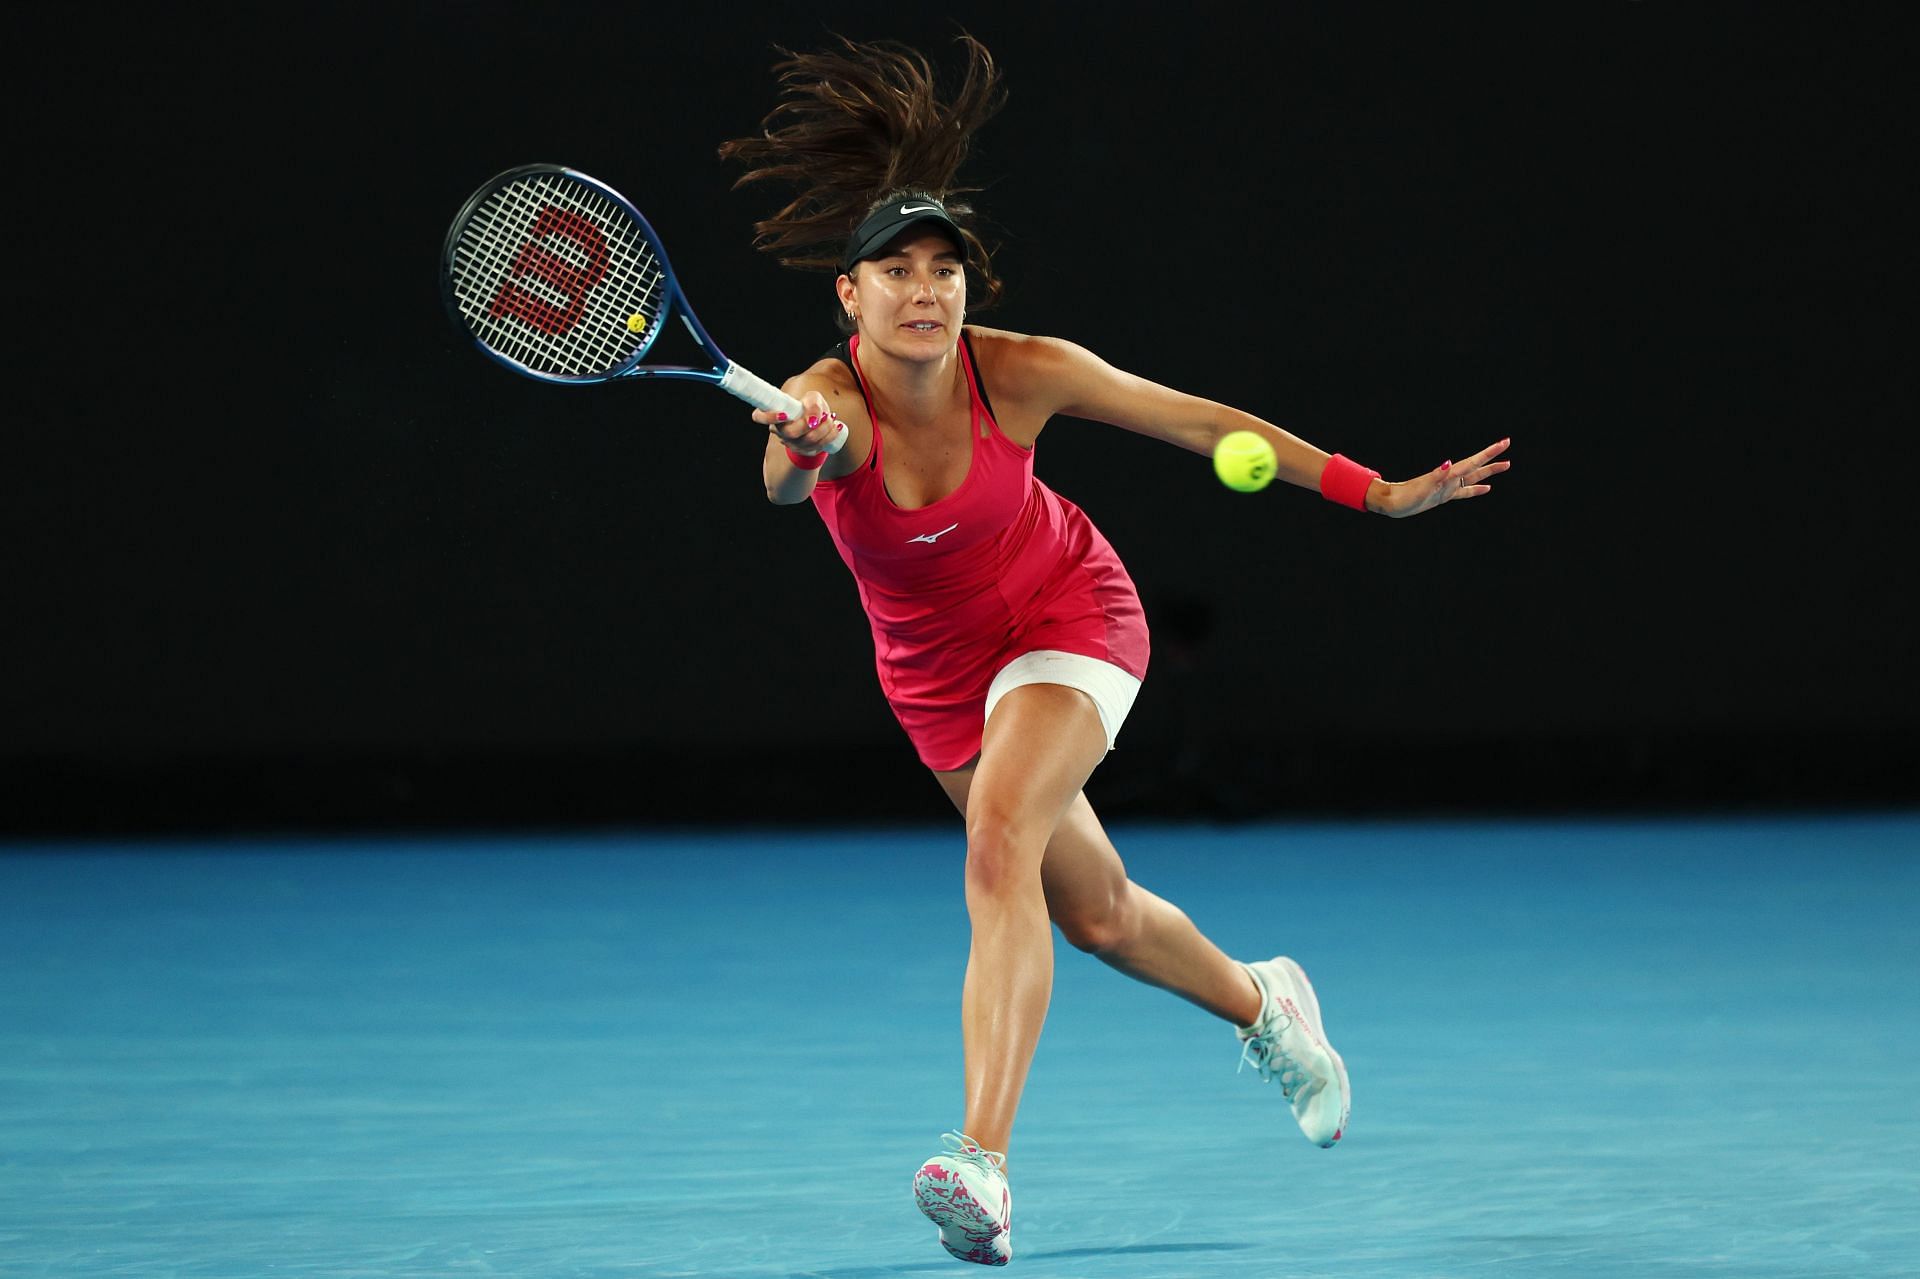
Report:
809,333,1150,769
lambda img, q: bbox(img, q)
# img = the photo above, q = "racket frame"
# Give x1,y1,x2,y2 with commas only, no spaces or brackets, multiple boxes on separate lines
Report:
441,164,712,384
441,164,837,449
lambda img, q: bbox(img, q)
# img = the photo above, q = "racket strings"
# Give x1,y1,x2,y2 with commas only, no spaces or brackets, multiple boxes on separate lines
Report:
449,173,667,378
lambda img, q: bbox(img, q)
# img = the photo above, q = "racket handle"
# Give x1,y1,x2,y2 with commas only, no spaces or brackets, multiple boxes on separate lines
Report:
720,361,847,454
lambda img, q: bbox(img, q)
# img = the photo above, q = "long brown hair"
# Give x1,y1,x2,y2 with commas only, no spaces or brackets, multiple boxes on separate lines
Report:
718,35,1008,314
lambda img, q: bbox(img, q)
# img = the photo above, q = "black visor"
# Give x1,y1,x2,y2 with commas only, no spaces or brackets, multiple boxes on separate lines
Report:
840,198,968,273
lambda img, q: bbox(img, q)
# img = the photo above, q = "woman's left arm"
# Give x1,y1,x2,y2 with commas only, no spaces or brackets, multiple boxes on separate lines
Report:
1004,334,1510,518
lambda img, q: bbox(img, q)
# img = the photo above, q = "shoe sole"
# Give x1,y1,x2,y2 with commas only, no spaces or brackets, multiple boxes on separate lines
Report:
914,1161,1011,1266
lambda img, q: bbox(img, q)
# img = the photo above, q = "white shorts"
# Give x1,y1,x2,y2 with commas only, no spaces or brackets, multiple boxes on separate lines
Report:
983,650,1144,754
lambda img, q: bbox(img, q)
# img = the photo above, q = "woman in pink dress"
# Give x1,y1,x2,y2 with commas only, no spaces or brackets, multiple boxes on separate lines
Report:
722,36,1509,1266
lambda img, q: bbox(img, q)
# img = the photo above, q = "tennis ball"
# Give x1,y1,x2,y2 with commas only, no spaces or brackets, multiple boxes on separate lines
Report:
1213,430,1276,492
626,313,648,334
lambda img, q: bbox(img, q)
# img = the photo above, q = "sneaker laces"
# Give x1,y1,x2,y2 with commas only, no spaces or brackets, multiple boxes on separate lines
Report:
938,1130,1007,1177
1238,1009,1311,1098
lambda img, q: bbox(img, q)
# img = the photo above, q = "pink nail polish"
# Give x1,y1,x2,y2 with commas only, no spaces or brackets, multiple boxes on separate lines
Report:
807,415,820,428
777,412,788,422
1441,460,1453,471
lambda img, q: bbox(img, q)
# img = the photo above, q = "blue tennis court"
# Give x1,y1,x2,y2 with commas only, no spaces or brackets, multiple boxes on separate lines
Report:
4,812,1915,1277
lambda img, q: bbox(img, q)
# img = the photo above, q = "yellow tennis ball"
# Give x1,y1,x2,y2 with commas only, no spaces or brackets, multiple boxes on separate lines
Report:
626,313,648,334
1213,430,1277,492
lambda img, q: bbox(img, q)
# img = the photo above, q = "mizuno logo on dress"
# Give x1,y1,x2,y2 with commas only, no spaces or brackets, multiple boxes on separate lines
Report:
900,204,941,215
908,523,959,544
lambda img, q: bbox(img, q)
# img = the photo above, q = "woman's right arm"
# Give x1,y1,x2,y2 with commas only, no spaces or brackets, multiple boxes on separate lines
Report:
754,366,863,504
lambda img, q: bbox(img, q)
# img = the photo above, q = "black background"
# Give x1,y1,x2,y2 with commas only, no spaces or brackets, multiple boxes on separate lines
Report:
7,4,1914,833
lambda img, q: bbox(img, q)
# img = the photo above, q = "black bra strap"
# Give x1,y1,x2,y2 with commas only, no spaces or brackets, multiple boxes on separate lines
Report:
960,331,999,425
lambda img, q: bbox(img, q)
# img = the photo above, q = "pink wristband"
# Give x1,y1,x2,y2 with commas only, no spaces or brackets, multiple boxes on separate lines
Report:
785,446,828,471
1320,453,1380,511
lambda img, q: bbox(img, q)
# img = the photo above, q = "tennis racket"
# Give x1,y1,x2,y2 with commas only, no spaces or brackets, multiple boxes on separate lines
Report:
440,164,844,451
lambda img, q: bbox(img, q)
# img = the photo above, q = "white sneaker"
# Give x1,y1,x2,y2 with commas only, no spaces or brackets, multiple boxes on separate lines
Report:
1237,956,1350,1147
912,1131,1012,1266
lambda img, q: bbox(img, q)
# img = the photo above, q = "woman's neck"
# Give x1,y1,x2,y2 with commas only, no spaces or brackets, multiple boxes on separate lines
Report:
858,334,966,427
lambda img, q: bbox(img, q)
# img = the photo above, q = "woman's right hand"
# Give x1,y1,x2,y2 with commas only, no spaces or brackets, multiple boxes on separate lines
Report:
756,389,845,455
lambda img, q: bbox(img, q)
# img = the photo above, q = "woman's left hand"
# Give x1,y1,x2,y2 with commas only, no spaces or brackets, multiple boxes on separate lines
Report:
1379,437,1512,518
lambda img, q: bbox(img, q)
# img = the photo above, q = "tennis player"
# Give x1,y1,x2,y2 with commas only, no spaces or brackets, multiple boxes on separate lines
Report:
723,37,1509,1267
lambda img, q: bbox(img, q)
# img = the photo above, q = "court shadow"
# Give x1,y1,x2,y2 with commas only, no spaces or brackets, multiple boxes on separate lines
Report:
792,1241,1253,1276
1027,1242,1254,1260
787,1259,975,1267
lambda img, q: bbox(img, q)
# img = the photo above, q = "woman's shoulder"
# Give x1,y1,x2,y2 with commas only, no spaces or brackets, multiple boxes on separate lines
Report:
964,326,1084,400
784,353,867,415
780,353,873,477
963,324,1036,357
965,325,1086,361
788,352,860,391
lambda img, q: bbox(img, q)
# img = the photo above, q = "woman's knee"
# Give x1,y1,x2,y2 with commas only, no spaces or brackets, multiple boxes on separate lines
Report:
1052,882,1136,955
964,810,1045,899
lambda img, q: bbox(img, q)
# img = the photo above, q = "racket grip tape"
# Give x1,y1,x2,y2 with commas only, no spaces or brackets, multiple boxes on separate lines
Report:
720,361,847,453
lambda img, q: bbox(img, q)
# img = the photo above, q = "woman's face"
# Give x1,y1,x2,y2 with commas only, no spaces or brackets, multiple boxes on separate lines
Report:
839,230,966,362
